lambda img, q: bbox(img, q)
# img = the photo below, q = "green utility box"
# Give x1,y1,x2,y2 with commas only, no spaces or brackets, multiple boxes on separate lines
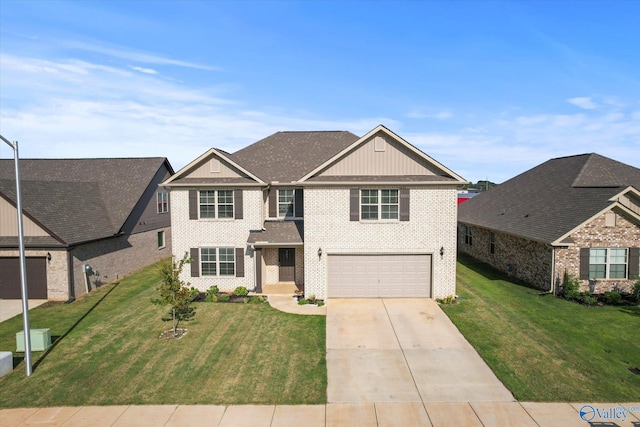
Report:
16,328,52,352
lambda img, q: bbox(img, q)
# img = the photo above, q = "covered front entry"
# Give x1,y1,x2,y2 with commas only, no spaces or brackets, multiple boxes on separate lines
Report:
0,257,48,299
278,248,295,282
327,253,432,298
247,221,305,293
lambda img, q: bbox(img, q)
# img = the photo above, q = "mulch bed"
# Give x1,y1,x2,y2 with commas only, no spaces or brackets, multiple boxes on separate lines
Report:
159,328,188,340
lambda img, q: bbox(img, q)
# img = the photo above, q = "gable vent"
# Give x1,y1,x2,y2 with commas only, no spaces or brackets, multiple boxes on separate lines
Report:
374,136,386,152
210,159,221,173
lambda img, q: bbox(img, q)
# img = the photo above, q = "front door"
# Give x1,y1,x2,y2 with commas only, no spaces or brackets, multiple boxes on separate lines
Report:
279,248,295,282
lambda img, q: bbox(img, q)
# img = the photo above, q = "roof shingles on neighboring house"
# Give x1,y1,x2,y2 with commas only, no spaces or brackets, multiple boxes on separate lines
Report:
0,158,170,245
458,153,640,244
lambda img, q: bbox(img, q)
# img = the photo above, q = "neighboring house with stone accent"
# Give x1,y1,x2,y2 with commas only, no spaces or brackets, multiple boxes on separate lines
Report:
0,158,174,301
458,153,640,294
162,125,466,300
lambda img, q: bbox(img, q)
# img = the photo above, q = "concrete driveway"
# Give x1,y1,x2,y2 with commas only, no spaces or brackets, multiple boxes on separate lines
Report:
0,299,48,323
327,298,514,403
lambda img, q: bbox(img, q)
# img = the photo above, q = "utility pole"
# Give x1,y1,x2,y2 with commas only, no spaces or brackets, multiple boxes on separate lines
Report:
0,134,33,376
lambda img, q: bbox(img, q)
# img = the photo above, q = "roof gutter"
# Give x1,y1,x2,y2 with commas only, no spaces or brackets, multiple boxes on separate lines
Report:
296,180,464,187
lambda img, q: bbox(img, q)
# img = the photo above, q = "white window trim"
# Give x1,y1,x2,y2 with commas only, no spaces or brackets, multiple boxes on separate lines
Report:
360,188,399,222
157,192,169,214
198,190,234,220
589,248,628,280
278,189,295,219
200,247,236,277
157,230,166,249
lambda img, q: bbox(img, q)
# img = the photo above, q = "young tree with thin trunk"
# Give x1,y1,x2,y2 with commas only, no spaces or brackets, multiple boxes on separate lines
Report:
153,253,195,337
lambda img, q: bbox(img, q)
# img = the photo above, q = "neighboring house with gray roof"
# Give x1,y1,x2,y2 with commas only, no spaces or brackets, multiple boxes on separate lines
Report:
163,125,467,300
458,153,640,294
0,158,174,301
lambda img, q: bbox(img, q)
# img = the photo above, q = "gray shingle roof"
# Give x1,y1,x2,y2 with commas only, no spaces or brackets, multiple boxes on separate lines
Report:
0,158,170,245
458,153,640,244
247,221,304,245
231,131,360,183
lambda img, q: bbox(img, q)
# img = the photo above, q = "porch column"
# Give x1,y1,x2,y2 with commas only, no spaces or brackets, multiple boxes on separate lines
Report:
255,248,262,293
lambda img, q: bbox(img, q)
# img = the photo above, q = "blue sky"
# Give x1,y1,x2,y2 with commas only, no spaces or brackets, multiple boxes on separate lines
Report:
1,0,639,183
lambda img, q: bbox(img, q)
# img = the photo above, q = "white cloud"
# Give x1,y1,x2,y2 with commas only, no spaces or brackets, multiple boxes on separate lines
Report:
2,50,638,185
63,40,220,71
130,66,158,75
567,96,597,110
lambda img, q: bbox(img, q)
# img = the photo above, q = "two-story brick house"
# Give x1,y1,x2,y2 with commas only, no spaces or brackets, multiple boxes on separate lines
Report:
163,125,467,300
458,153,640,294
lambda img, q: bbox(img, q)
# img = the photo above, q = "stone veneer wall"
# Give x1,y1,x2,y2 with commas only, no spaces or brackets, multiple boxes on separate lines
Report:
458,225,553,290
304,186,458,300
554,209,640,293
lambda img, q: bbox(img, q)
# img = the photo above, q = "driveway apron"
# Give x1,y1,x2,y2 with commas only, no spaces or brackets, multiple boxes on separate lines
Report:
326,298,514,403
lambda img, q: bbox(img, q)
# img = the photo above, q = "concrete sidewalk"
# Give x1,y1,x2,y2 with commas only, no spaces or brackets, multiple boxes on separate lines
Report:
2,402,639,426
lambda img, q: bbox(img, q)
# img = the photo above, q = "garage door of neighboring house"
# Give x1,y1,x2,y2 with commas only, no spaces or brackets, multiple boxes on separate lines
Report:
0,257,48,299
327,254,432,298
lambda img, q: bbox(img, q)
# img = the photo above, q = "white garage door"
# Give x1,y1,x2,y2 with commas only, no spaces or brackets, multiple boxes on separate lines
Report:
328,254,432,298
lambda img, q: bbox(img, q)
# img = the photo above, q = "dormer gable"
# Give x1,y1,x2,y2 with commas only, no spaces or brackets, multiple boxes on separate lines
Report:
162,148,265,187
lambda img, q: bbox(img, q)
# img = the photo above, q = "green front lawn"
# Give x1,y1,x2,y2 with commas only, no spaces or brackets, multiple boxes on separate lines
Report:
442,255,640,402
0,262,326,408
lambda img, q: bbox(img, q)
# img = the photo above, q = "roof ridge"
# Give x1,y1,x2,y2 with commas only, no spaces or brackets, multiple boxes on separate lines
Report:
552,153,593,161
571,153,596,187
275,130,350,133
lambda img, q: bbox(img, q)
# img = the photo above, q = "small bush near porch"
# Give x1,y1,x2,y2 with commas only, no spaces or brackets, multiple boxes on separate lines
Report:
0,261,326,407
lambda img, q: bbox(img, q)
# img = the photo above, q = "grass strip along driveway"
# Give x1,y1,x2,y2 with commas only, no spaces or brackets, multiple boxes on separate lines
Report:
0,262,326,408
442,255,640,402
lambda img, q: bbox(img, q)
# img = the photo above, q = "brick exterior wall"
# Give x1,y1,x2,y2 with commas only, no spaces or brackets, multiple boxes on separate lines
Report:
457,226,553,290
0,248,68,301
1,228,171,301
459,208,640,293
304,186,458,299
70,227,172,298
554,209,640,293
170,188,263,292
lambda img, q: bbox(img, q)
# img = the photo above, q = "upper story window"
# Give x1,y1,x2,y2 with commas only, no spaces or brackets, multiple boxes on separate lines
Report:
589,248,628,279
361,189,398,220
279,189,295,218
157,192,169,213
269,188,303,219
350,188,408,222
199,190,233,219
